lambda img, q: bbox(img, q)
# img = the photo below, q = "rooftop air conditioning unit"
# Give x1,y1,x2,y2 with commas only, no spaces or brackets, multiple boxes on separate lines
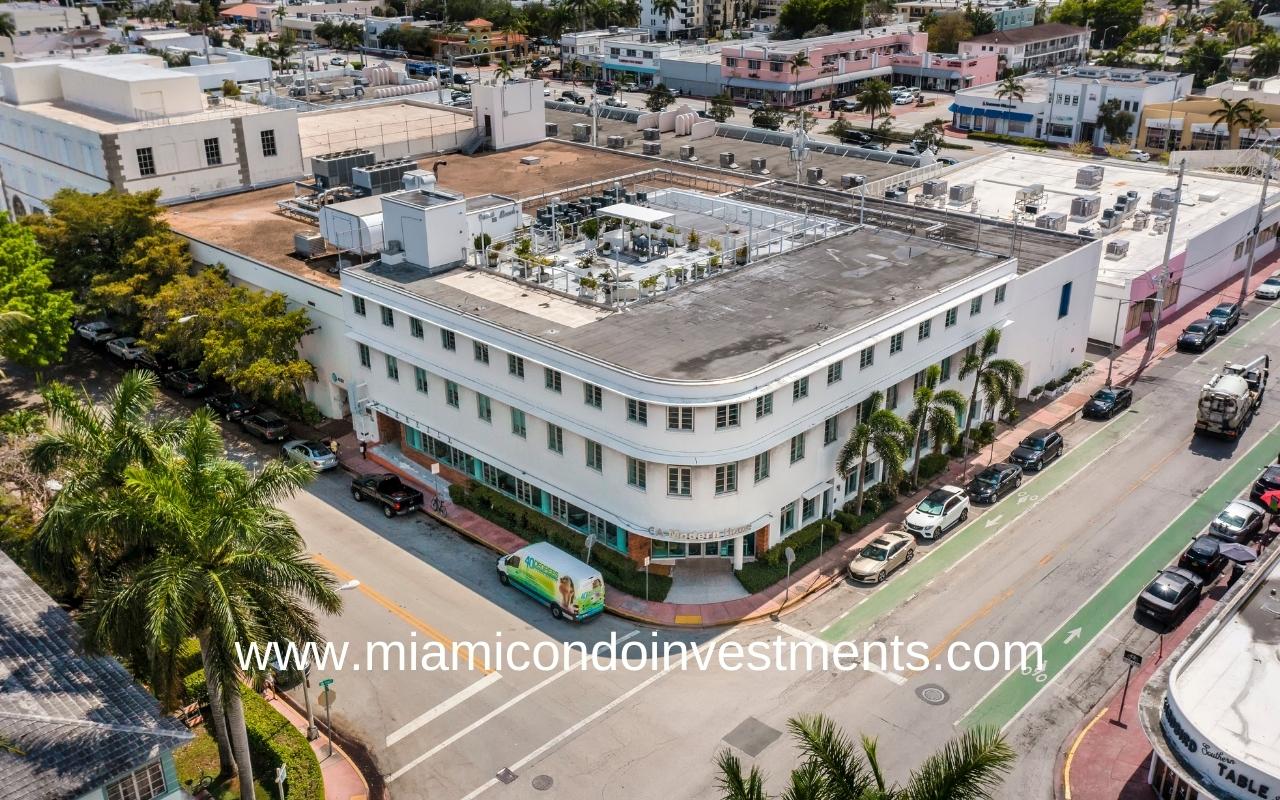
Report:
312,149,375,189
1076,165,1104,189
1154,215,1170,234
607,135,625,149
1132,211,1149,231
293,231,325,257
1249,78,1266,90
922,178,947,198
1199,190,1220,203
841,173,866,188
642,141,661,155
643,127,660,141
751,157,769,174
1015,183,1045,205
1035,212,1067,231
806,166,825,185
720,152,738,169
1105,239,1130,259
572,123,591,142
545,122,559,137
949,183,974,203
679,144,696,161
1151,187,1178,212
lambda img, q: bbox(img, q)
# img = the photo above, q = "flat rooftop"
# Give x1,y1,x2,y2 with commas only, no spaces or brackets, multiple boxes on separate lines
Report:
296,100,472,159
1171,555,1280,784
5,94,272,133
350,223,1006,381
728,23,919,53
923,151,1272,285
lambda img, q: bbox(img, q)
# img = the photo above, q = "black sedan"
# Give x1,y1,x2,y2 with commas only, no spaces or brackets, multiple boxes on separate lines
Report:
1179,535,1226,578
1207,301,1240,333
161,368,208,397
1082,386,1133,419
205,392,257,422
966,462,1023,504
1249,465,1280,505
240,412,291,443
1175,320,1218,352
1136,567,1203,625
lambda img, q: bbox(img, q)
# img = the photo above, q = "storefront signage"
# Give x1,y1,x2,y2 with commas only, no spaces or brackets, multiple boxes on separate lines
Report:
616,57,646,65
1162,696,1278,799
648,522,756,542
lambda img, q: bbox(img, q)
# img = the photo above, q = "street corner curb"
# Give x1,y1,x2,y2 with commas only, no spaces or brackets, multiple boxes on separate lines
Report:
274,690,383,799
1055,696,1115,800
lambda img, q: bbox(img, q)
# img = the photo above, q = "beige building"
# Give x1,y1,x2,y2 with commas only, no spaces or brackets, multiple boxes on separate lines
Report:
1137,95,1280,151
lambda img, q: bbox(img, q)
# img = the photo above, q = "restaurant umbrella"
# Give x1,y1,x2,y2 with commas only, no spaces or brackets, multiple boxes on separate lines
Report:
1218,542,1258,563
1259,489,1280,511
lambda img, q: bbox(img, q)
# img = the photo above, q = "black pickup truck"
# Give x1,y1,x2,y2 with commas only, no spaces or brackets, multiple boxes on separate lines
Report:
350,473,424,518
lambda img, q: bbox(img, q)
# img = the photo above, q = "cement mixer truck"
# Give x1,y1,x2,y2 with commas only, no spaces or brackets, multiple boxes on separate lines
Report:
1195,355,1269,438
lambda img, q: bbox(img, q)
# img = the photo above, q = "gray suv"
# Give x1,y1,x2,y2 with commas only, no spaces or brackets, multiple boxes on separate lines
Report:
1009,428,1064,471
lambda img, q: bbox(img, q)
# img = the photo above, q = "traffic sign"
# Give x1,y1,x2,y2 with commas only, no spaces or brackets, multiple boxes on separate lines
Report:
319,677,334,689
1122,650,1143,667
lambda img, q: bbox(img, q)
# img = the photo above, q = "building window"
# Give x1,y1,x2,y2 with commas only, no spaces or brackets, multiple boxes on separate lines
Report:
414,366,428,393
945,307,958,327
1058,282,1072,318
381,305,394,327
584,383,603,409
106,761,167,800
802,496,817,521
918,320,931,341
940,356,952,382
585,439,603,471
410,317,424,338
203,137,222,166
715,403,740,429
970,296,983,316
627,398,648,425
790,433,806,463
715,463,738,494
507,354,525,378
261,129,278,157
477,393,492,422
357,343,370,368
385,354,399,381
859,346,874,369
136,147,155,176
474,341,489,364
792,376,809,401
547,423,563,453
827,361,843,384
756,393,773,418
754,451,770,482
545,367,562,392
441,329,456,351
352,295,366,316
780,501,797,533
667,406,694,430
445,380,460,407
627,457,647,489
511,408,526,437
824,416,838,445
667,466,691,496
889,332,904,354
995,285,1006,304
886,383,899,409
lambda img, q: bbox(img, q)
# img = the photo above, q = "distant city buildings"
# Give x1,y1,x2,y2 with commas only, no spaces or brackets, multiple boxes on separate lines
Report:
0,1,106,62
894,0,1037,31
960,22,1090,72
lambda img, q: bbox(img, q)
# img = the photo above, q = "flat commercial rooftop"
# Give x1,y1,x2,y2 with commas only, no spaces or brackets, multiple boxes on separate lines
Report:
9,95,273,133
921,151,1272,285
296,100,472,159
351,224,1005,381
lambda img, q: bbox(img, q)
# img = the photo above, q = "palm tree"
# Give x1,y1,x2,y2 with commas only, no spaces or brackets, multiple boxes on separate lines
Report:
620,0,642,25
836,391,911,516
653,0,679,34
0,12,18,53
594,0,620,28
495,59,513,83
957,328,1025,478
716,714,1016,800
907,365,967,485
1251,36,1280,77
82,410,341,798
1244,105,1271,141
994,75,1025,103
569,0,593,29
1211,97,1256,147
28,371,184,604
789,51,810,74
856,78,893,133
569,57,583,86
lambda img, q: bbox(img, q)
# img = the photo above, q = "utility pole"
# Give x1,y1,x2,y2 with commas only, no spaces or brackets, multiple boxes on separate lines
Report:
1238,142,1275,305
1147,159,1186,352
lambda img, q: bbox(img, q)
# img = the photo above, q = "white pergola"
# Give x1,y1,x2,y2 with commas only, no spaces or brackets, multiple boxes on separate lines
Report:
597,203,673,226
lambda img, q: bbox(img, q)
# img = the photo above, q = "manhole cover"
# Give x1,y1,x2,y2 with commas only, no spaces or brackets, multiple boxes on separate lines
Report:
532,775,554,791
496,768,518,784
723,717,784,757
917,684,950,706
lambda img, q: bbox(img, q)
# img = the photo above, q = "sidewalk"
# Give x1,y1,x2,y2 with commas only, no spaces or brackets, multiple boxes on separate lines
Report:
266,692,370,800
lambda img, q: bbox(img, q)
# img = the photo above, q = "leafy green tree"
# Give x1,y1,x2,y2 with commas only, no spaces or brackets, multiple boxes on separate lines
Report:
924,11,972,53
716,715,1016,800
906,365,966,485
140,268,232,368
709,92,736,122
751,105,784,129
88,232,193,325
778,0,823,37
836,391,910,516
856,78,893,132
0,222,74,369
1251,36,1280,77
1180,35,1229,87
646,82,675,111
963,0,995,34
1096,98,1136,142
1050,0,1143,47
24,188,168,294
912,118,947,152
817,0,861,33
958,327,1025,474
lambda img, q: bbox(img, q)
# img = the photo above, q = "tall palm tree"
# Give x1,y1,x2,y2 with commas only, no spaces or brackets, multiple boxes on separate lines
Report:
789,50,810,74
994,75,1025,103
717,714,1016,800
653,0,679,34
1251,36,1280,77
0,12,18,53
1211,97,1253,147
907,365,967,485
1244,105,1271,141
495,58,513,82
569,0,593,30
620,0,642,26
856,78,893,133
957,328,1025,478
27,371,184,604
594,0,620,28
82,411,341,798
836,391,911,516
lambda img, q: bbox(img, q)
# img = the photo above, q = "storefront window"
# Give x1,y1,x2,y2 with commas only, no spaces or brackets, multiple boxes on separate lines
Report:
652,540,687,558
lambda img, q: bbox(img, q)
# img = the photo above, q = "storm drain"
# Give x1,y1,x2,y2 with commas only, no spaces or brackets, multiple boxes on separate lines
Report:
496,768,518,784
532,775,554,791
916,684,950,706
722,717,783,757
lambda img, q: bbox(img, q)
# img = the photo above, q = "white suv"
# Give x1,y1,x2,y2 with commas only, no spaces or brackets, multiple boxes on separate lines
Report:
903,485,969,539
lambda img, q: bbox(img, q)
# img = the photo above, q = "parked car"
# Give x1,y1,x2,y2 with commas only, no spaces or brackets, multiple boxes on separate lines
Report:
543,86,552,96
1136,567,1203,625
1255,274,1280,300
847,531,916,583
603,96,628,108
1082,386,1133,419
450,96,472,108
1179,534,1227,578
1207,301,1240,333
133,350,175,376
351,473,424,518
105,336,147,361
1176,319,1218,352
160,368,208,397
746,99,766,110
329,56,346,66
1125,149,1151,162
966,462,1023,504
1008,428,1064,472
453,73,473,85
281,439,339,471
830,98,859,112
594,81,615,95
1251,464,1280,505
560,90,585,104
839,130,872,145
76,320,116,345
903,485,969,540
205,391,257,421
1209,500,1267,543
893,94,914,105
240,411,291,443
937,156,958,166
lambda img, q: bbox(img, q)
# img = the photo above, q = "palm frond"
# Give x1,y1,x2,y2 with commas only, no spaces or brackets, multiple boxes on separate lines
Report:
904,726,1015,800
716,750,769,800
786,714,870,797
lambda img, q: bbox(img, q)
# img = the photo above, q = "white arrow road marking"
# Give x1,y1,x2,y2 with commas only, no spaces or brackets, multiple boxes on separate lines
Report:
1064,628,1082,645
984,514,1005,529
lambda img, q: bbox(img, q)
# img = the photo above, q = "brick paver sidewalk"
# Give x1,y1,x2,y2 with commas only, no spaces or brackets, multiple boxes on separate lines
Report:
267,692,370,800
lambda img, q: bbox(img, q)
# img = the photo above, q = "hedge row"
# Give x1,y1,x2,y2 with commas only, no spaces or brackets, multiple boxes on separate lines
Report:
183,669,324,800
966,131,1048,149
449,480,673,602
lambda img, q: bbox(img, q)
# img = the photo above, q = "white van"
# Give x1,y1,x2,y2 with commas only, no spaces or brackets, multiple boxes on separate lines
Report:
496,542,605,621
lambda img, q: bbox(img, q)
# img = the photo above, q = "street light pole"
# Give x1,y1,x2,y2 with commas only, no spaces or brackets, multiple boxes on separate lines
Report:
1106,297,1126,387
1146,159,1186,352
1237,142,1275,305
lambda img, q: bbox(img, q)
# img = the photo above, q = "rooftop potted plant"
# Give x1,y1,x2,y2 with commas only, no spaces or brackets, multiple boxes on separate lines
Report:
639,274,660,296
578,274,599,298
687,230,700,251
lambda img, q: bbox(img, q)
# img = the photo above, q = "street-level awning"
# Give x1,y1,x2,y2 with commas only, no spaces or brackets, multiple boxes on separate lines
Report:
598,203,672,225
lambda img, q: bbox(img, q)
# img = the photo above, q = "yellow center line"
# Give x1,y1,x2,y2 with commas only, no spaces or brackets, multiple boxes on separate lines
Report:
924,586,1017,664
312,553,493,674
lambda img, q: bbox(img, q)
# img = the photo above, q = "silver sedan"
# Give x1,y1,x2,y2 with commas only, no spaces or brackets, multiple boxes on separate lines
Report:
281,439,339,471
